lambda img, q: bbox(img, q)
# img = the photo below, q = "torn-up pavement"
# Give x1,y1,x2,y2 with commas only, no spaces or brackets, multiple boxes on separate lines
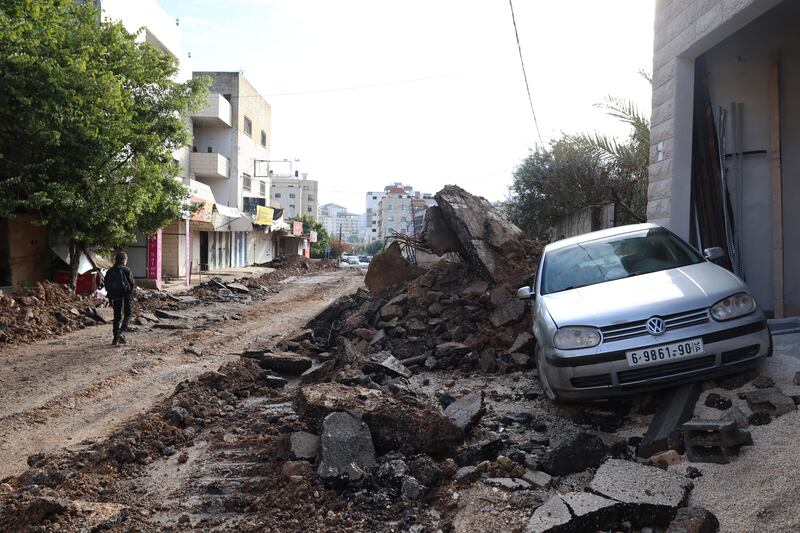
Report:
1,185,797,532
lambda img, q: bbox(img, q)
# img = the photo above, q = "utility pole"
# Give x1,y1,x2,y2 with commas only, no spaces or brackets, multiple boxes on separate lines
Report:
338,223,343,261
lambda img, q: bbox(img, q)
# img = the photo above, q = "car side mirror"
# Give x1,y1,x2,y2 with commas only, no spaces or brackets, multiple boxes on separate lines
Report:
516,286,534,300
703,247,725,261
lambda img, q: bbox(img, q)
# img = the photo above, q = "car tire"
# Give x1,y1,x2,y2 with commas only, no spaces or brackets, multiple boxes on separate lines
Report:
535,345,562,404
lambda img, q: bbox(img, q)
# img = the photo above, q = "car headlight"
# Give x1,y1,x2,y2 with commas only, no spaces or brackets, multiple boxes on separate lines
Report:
710,292,756,321
553,327,601,350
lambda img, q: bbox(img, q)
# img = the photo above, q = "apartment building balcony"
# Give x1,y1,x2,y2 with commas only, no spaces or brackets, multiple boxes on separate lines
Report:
191,93,232,128
191,152,230,180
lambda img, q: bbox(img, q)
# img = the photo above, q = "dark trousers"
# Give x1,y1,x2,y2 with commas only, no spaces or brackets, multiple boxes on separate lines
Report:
111,296,132,338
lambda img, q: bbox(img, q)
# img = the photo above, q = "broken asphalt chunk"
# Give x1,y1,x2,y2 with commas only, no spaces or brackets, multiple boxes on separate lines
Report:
257,352,313,374
589,458,693,527
362,352,412,379
316,412,376,482
154,309,184,320
289,431,320,460
295,383,463,455
540,432,607,476
300,360,335,384
225,282,250,293
444,391,485,433
666,506,720,533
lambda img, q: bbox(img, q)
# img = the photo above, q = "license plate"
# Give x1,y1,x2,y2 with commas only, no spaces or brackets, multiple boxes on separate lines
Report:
626,338,704,367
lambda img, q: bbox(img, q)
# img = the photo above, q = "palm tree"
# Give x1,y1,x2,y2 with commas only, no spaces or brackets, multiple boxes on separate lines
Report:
566,93,651,224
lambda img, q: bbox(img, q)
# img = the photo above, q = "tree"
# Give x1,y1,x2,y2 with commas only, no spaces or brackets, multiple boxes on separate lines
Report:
506,93,651,240
365,239,384,256
0,0,208,285
288,214,330,257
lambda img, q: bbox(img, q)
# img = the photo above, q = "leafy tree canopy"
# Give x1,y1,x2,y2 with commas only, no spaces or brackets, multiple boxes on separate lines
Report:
505,94,650,241
0,0,208,279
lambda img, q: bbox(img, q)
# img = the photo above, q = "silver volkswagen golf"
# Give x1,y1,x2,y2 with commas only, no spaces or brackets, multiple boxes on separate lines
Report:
517,223,771,402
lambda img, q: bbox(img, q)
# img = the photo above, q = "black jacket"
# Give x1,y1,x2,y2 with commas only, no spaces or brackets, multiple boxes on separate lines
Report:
105,264,135,300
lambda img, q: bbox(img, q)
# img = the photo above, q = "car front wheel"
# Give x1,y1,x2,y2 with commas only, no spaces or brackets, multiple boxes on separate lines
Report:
535,345,562,404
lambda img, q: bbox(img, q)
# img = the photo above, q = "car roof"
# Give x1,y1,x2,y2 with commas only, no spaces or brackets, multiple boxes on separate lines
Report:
544,223,663,253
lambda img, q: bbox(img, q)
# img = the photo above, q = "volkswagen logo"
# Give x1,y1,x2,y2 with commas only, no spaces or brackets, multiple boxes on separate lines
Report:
646,316,666,336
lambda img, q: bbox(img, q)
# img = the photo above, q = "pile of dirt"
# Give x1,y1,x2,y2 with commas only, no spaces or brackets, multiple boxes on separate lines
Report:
0,281,104,345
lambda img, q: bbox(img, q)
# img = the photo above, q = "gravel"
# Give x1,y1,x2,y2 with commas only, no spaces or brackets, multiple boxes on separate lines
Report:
678,351,800,532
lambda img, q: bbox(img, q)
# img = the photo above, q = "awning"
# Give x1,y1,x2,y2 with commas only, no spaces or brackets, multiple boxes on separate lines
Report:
51,243,111,275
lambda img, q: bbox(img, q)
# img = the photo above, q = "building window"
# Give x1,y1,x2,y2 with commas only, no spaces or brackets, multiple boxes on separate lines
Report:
260,181,266,196
372,196,377,200
274,192,281,198
307,207,312,212
242,173,252,191
260,130,267,146
388,216,394,222
289,193,295,198
307,195,314,201
372,228,376,233
243,116,253,137
223,93,232,102
388,205,394,210
289,204,295,209
401,204,407,210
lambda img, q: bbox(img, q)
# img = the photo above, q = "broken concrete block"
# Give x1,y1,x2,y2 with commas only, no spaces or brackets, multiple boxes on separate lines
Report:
295,383,463,455
420,205,462,256
522,469,553,488
589,458,693,527
509,332,535,354
560,492,621,527
666,506,720,533
317,412,376,481
363,352,412,379
408,455,441,487
225,282,250,293
638,383,700,459
299,360,335,384
401,475,427,500
526,493,573,533
140,312,160,323
745,387,797,417
540,432,607,476
444,391,485,433
490,299,526,327
721,405,749,429
461,280,489,298
379,304,402,321
453,465,480,484
257,352,313,374
434,185,526,283
289,431,320,460
364,241,425,295
682,418,752,464
264,375,288,389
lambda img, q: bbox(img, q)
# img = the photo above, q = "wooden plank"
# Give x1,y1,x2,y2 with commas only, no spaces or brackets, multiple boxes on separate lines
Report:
769,51,784,318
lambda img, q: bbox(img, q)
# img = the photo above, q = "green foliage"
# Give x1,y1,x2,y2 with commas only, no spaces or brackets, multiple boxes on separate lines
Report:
506,93,650,240
0,0,208,258
288,214,330,257
365,239,384,256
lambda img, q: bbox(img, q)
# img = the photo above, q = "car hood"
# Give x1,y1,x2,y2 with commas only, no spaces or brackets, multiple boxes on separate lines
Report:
541,262,747,327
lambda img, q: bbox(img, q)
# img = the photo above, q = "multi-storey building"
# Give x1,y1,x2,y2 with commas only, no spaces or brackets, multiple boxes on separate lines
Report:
376,184,436,240
270,173,318,221
364,190,388,243
319,203,348,236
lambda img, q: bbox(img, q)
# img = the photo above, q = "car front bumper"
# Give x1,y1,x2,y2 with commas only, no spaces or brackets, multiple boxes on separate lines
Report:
542,317,771,401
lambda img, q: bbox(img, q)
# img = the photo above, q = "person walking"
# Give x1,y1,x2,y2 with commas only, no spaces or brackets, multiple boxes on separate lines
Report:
104,252,135,345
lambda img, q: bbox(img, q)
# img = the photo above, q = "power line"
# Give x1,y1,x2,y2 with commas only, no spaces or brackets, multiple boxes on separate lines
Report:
508,0,544,146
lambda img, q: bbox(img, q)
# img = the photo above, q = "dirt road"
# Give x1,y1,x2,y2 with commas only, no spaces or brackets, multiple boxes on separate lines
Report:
0,269,363,479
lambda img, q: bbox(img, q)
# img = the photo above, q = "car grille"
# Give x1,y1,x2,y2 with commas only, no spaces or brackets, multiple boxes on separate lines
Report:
617,355,715,384
571,374,613,388
600,308,710,343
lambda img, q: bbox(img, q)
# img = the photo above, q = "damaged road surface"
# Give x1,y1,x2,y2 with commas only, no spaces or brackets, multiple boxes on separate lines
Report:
1,186,799,532
0,269,363,479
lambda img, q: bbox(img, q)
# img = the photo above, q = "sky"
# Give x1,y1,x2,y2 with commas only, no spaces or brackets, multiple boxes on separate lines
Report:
160,0,656,215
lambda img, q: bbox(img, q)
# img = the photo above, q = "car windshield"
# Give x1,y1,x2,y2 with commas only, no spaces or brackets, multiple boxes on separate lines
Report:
541,228,704,295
